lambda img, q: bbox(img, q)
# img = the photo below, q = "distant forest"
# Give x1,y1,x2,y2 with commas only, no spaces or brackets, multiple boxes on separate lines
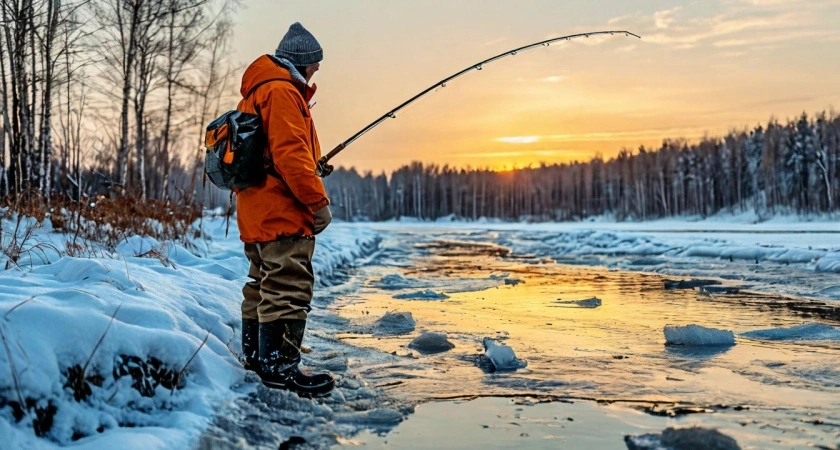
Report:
324,111,840,222
1,1,837,224
0,0,236,205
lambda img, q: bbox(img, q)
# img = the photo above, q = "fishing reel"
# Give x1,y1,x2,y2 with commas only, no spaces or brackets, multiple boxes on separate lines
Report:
316,156,334,178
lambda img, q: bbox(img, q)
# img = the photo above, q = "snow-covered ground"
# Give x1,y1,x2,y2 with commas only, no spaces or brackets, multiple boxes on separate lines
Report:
2,211,839,449
0,215,378,449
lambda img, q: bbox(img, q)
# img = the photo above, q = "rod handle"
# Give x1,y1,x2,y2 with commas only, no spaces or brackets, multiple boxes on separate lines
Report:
316,143,345,178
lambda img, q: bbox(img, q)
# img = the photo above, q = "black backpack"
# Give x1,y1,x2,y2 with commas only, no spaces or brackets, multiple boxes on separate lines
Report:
204,78,290,191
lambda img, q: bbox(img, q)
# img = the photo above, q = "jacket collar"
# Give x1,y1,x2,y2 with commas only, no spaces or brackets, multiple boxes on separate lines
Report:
269,55,317,104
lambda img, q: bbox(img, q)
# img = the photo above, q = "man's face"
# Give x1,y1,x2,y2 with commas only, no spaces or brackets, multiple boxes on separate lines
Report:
304,62,320,83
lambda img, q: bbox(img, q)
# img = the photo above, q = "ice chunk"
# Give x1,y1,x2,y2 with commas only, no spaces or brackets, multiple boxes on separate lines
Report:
699,286,741,294
664,325,735,346
816,255,840,273
664,279,722,290
408,331,454,354
374,311,416,336
627,257,668,266
482,337,527,370
370,274,423,290
554,297,602,308
741,323,840,341
393,289,449,300
625,427,741,450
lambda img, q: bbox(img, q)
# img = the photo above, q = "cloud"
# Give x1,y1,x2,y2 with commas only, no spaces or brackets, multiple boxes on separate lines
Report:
607,1,840,50
496,136,540,144
542,75,567,83
653,7,681,29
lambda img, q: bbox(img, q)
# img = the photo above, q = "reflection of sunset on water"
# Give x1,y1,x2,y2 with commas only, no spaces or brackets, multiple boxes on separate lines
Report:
332,228,840,448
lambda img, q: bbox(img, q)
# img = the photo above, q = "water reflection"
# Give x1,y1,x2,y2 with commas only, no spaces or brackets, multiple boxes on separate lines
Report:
335,229,840,432
665,344,735,359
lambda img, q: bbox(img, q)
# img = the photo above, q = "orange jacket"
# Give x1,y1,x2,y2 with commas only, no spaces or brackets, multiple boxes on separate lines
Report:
235,55,329,243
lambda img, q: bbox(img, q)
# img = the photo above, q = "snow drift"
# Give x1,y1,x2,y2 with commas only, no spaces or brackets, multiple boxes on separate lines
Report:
0,218,378,448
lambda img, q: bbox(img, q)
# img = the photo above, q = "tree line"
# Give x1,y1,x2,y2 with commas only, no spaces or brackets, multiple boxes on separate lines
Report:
0,0,237,205
324,111,840,222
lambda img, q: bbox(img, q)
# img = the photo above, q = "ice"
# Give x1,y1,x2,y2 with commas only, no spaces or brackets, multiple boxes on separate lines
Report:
393,289,450,300
664,325,735,346
741,323,840,341
664,279,722,290
369,274,423,290
816,254,840,273
374,311,416,336
408,331,455,354
625,427,741,450
554,297,602,308
482,337,527,370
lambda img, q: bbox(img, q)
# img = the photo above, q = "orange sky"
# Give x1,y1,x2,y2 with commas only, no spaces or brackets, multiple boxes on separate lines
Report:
232,0,840,173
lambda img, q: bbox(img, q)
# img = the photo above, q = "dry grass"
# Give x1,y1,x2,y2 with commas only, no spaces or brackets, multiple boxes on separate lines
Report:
1,193,202,263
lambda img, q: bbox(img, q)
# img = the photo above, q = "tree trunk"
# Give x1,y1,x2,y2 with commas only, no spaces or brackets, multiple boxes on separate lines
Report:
118,1,141,189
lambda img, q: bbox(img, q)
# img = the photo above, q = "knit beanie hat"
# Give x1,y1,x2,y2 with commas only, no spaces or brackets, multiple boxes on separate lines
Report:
275,22,323,66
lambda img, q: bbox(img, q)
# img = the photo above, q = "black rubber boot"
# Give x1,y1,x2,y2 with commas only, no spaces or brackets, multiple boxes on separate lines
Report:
259,319,334,397
241,318,260,373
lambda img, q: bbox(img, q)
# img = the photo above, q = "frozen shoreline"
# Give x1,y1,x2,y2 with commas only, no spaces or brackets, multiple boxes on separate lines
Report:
370,216,840,302
0,218,380,449
3,214,840,448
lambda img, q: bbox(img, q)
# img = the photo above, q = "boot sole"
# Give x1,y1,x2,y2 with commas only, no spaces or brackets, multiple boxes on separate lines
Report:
261,379,335,398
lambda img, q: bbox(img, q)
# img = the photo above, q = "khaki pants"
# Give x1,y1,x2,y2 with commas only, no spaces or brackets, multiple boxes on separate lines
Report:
242,236,316,323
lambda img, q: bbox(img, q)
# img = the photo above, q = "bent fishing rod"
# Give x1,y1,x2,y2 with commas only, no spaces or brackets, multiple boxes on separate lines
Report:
316,30,641,177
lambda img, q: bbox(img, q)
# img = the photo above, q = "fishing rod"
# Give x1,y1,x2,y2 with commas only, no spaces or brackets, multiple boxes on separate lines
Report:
316,30,641,177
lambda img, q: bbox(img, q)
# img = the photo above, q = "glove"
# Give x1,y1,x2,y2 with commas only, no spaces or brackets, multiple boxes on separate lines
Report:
313,205,332,235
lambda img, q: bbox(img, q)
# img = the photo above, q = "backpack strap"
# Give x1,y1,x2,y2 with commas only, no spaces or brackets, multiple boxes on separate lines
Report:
245,78,294,184
246,78,293,98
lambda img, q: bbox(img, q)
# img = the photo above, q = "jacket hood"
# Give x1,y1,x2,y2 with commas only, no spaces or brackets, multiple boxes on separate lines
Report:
240,55,316,102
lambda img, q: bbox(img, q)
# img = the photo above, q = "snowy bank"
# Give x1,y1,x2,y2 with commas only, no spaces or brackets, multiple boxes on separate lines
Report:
0,217,378,448
372,216,840,300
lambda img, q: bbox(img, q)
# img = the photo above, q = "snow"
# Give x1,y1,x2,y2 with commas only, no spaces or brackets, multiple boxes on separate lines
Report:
664,325,736,346
4,209,838,447
741,323,840,341
481,338,527,371
372,214,840,300
0,215,379,448
816,254,840,273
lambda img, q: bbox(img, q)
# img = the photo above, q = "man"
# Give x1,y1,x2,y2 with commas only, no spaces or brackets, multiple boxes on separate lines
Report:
236,22,334,396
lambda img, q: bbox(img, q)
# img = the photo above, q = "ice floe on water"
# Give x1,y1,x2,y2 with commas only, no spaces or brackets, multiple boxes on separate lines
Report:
553,297,602,308
369,274,424,290
373,311,416,336
625,426,741,450
392,289,450,300
408,331,455,354
664,324,736,346
816,254,840,273
482,337,527,371
741,323,840,341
